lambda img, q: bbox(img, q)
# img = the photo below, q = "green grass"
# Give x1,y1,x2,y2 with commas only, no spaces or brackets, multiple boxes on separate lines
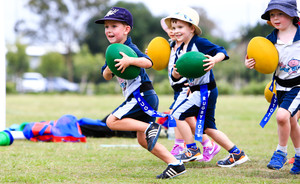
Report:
3,94,300,183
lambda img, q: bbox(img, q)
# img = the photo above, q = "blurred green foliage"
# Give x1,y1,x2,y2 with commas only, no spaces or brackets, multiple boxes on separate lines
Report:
7,1,278,95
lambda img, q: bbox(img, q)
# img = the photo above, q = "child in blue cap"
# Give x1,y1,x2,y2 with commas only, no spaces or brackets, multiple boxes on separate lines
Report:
245,0,300,174
95,7,186,179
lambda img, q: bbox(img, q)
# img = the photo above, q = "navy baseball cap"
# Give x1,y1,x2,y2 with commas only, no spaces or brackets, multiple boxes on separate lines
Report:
95,7,133,28
261,0,299,22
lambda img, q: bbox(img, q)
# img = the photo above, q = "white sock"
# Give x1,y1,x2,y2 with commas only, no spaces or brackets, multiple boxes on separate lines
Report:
201,139,213,148
295,147,300,157
169,160,182,166
276,144,287,153
175,139,185,148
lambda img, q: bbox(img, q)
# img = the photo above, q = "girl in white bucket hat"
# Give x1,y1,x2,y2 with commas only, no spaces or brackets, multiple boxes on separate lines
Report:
164,7,202,35
166,7,249,167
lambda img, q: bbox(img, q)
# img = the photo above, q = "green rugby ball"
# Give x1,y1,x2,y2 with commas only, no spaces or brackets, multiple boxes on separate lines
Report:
175,51,207,78
105,43,140,79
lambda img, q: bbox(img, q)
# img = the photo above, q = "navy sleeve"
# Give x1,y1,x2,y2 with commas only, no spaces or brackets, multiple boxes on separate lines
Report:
266,29,278,44
193,37,229,61
127,42,153,66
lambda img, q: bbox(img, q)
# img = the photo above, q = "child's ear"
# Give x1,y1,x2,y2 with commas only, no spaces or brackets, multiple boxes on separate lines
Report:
125,25,131,35
191,25,196,33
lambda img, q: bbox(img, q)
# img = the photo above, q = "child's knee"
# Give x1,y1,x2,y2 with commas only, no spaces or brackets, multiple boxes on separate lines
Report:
276,109,290,125
106,115,117,129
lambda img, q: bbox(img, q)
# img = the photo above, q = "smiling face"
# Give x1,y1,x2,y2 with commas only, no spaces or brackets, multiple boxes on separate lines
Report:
171,19,195,44
166,28,176,41
269,9,294,30
104,20,131,44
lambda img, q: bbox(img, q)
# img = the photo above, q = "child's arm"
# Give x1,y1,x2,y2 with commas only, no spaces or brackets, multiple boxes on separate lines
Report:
244,54,256,69
203,52,226,71
103,66,114,80
115,52,152,73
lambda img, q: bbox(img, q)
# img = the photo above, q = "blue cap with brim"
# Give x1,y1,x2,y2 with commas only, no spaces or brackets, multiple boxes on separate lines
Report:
95,7,133,28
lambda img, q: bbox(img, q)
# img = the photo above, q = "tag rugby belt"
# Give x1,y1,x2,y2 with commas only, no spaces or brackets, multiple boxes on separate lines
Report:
190,80,216,92
172,82,188,92
128,82,153,98
275,75,300,88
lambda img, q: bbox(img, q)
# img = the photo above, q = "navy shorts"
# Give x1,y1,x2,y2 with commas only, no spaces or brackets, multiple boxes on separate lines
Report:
169,87,189,110
112,90,159,123
276,87,300,117
172,87,218,131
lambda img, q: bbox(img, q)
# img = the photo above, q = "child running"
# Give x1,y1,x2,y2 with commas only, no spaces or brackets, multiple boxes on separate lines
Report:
164,7,249,167
96,7,186,179
160,17,220,162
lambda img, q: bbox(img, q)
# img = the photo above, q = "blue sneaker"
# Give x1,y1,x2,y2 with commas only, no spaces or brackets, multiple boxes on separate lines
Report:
290,155,300,175
267,150,287,170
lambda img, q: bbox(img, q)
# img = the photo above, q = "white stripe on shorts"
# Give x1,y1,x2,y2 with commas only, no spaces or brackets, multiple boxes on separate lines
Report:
289,90,300,115
113,98,137,119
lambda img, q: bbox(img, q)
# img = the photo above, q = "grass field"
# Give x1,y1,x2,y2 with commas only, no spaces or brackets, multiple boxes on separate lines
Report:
3,94,300,183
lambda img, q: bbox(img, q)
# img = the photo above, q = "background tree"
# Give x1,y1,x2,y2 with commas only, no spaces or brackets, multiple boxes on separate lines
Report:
37,52,65,77
73,44,104,93
6,41,29,79
15,0,109,82
83,1,165,55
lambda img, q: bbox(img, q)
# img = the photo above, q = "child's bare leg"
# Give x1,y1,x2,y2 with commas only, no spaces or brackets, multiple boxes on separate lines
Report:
205,128,234,151
290,115,300,148
106,115,148,132
276,108,291,146
185,116,210,142
176,119,194,144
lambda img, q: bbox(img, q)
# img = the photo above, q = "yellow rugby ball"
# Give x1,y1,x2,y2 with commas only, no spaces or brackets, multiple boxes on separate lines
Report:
264,81,277,103
247,36,278,74
147,37,171,71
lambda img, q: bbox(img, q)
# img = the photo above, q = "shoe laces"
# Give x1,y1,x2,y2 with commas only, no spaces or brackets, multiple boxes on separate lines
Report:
185,147,198,156
185,148,193,157
221,153,235,163
202,146,211,154
272,151,286,162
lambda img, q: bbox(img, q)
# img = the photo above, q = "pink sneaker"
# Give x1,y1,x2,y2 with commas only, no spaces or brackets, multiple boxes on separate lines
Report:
200,141,221,162
170,144,184,156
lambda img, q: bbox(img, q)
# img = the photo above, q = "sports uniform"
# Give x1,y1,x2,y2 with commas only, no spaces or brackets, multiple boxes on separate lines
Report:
101,37,158,123
256,0,300,174
168,41,189,110
267,26,300,117
171,35,229,131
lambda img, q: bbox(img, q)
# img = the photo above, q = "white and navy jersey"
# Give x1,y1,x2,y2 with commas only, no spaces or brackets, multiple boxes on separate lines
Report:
267,25,300,91
101,37,153,99
168,41,188,89
175,35,229,87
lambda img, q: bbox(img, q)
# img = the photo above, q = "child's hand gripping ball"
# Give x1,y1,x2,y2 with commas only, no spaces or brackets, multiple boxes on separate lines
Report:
247,36,278,74
105,43,140,79
175,51,207,78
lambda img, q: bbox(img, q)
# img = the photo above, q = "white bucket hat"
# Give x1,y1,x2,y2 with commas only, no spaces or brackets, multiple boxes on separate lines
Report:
164,7,202,35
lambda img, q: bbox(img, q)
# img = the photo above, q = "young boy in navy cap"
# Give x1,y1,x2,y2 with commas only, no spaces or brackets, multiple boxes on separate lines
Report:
245,0,300,174
95,7,186,179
